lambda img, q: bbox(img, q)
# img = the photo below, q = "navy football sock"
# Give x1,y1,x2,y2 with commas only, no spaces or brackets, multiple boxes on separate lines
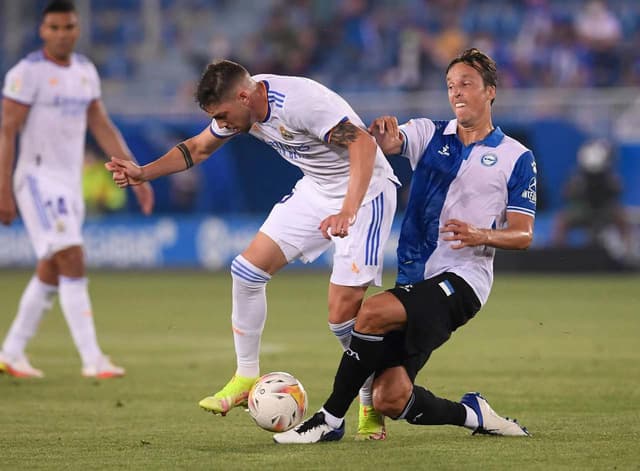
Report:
323,330,385,418
398,385,466,426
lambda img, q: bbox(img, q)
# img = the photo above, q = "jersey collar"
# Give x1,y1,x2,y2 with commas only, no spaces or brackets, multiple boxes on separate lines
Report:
481,127,504,147
445,119,505,148
260,80,272,123
42,48,73,67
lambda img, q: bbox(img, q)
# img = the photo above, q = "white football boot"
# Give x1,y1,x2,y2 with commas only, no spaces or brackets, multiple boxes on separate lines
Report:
461,392,530,436
0,351,44,378
82,355,125,378
273,411,345,444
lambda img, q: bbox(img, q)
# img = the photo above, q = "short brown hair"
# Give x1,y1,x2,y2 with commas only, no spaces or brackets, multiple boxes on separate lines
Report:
446,48,497,103
195,60,250,111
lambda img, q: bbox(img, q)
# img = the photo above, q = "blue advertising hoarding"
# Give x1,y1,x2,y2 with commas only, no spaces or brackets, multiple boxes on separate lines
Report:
0,215,401,270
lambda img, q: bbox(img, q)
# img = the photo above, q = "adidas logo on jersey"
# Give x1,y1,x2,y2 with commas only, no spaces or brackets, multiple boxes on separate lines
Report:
438,145,450,156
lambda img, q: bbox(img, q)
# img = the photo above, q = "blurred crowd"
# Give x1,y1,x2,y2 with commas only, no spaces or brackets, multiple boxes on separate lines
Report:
1,0,638,255
2,0,640,103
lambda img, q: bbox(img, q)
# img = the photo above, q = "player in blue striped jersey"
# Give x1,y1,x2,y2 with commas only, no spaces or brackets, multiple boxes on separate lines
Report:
275,48,534,444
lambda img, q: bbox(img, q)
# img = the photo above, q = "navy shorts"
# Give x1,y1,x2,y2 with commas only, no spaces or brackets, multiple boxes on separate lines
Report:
378,272,481,382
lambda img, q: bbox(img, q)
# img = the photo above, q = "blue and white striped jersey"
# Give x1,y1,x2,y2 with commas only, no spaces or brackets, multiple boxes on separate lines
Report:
210,74,399,205
397,118,537,305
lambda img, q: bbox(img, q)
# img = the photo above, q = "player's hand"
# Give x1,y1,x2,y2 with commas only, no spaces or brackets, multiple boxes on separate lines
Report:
105,157,145,187
368,115,402,152
319,211,356,240
0,189,17,225
440,219,488,249
132,182,155,215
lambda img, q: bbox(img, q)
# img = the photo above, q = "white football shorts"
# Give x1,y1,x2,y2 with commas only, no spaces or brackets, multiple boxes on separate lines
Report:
260,177,397,287
14,174,85,259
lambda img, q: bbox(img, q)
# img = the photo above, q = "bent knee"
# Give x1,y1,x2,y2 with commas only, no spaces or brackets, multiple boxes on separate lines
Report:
355,301,386,332
230,255,270,286
52,246,84,276
372,379,413,418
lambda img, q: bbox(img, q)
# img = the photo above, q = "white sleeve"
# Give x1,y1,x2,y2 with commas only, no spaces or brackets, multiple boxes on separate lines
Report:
2,61,37,105
209,119,239,139
89,63,101,100
398,118,436,170
286,82,361,142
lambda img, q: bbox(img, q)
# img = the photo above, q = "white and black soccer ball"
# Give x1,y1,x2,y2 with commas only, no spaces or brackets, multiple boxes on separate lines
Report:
248,372,308,432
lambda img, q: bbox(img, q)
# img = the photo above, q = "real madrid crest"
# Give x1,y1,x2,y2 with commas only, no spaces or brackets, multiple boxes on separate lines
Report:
279,125,294,140
10,78,22,93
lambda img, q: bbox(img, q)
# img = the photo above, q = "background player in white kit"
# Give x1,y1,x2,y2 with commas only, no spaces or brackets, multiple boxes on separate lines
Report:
106,59,399,440
274,48,535,444
0,0,154,378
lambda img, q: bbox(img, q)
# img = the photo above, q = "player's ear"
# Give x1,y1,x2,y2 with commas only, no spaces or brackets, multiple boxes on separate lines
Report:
237,89,250,104
486,85,496,102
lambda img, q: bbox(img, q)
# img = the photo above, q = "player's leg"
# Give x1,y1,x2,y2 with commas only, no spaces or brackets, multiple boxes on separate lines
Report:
327,182,397,440
42,186,123,378
1,178,62,378
200,191,301,416
234,232,289,377
373,366,467,425
274,290,405,444
199,232,289,415
327,284,386,440
327,283,388,440
372,367,528,435
0,259,58,378
54,245,123,378
373,276,528,436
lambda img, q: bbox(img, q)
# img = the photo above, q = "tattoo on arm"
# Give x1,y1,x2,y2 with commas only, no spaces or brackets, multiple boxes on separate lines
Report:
329,121,360,148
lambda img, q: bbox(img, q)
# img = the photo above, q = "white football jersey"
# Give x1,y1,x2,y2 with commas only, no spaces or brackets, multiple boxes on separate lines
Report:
2,50,100,187
210,74,399,204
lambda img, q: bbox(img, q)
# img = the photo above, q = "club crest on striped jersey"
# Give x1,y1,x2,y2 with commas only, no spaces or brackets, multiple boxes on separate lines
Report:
480,153,498,166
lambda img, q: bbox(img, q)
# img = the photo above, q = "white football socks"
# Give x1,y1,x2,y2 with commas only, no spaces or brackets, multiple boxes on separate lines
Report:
59,276,102,367
230,255,271,378
328,318,355,350
320,407,344,429
328,319,374,407
2,276,57,359
463,403,480,429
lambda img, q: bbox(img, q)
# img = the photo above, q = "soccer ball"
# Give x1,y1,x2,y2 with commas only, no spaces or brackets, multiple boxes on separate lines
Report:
247,372,308,432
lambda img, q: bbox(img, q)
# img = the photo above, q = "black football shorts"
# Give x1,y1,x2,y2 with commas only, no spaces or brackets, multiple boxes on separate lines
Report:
379,272,481,382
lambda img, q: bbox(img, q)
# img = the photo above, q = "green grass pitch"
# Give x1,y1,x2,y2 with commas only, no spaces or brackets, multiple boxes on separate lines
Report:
1,269,639,470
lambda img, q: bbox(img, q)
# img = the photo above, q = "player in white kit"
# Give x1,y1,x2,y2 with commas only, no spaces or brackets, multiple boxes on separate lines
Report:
0,0,154,378
106,60,399,439
275,48,534,444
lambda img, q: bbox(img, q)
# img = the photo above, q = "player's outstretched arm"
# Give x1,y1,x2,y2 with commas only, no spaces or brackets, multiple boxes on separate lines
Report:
105,125,226,187
88,99,155,215
0,98,30,225
368,115,403,155
440,212,534,250
319,120,377,239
